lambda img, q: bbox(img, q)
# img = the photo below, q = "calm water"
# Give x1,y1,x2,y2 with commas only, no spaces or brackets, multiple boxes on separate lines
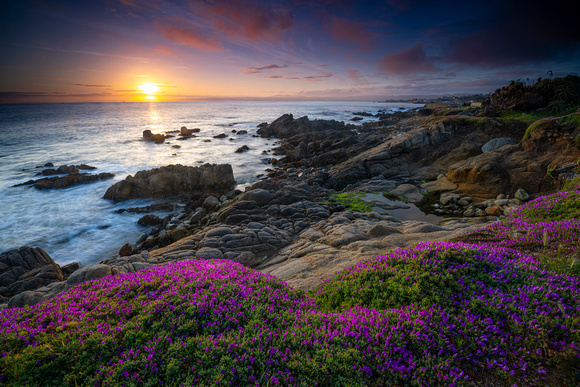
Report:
0,101,418,266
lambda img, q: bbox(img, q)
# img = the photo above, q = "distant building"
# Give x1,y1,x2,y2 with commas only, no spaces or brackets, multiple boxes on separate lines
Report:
470,102,482,107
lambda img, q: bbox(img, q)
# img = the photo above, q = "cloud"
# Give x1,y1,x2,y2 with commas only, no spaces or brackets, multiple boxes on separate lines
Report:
155,17,224,51
242,64,289,75
303,72,333,80
195,0,294,42
346,69,370,85
70,84,112,88
153,44,185,57
325,15,372,50
378,44,437,75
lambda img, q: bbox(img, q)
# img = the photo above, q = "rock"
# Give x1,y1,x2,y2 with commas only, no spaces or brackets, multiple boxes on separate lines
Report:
440,193,459,205
0,247,65,300
481,137,515,153
143,130,167,143
288,142,311,160
119,243,133,257
239,189,273,206
205,227,234,238
485,206,503,216
7,290,49,308
180,127,199,136
420,178,458,194
494,199,509,206
103,164,236,202
257,114,346,139
235,145,250,153
196,247,223,260
213,133,227,139
367,224,401,237
61,262,79,278
236,130,248,135
15,172,115,190
190,208,208,223
137,214,163,226
8,264,64,296
66,264,113,289
136,233,148,245
514,188,530,201
232,251,260,267
202,195,220,212
390,184,425,204
463,208,475,217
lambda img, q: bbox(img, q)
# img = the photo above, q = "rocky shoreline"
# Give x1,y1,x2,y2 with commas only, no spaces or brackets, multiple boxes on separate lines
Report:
2,105,579,309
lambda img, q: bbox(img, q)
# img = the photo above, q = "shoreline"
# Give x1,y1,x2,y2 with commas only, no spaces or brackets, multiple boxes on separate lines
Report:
3,102,571,308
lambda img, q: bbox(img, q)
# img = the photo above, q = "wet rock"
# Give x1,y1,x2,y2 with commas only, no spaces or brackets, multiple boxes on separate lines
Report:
235,145,250,153
213,133,227,139
15,172,115,190
143,130,167,143
137,214,163,226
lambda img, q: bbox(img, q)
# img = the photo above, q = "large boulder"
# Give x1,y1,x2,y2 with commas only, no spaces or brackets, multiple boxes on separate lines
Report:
103,164,236,202
65,264,114,289
0,246,64,303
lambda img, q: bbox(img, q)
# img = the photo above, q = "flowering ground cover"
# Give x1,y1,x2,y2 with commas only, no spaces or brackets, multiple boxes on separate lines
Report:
2,185,580,385
1,240,579,386
456,188,580,275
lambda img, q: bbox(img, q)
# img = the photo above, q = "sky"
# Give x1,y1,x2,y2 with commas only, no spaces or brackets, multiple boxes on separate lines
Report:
0,0,578,103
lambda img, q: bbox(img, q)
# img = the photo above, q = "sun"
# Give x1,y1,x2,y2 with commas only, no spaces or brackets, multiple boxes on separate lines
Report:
138,82,159,99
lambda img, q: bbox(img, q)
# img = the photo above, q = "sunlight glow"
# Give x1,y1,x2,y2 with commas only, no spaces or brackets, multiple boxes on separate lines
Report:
138,82,159,96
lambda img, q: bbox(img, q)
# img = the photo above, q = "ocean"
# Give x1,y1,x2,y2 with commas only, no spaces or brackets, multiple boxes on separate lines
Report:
0,101,418,266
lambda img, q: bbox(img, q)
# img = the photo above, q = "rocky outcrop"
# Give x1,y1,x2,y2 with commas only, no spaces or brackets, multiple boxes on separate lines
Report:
143,130,168,143
103,164,236,202
15,164,114,190
257,114,347,139
0,247,76,307
445,114,580,198
324,116,527,189
257,209,491,290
